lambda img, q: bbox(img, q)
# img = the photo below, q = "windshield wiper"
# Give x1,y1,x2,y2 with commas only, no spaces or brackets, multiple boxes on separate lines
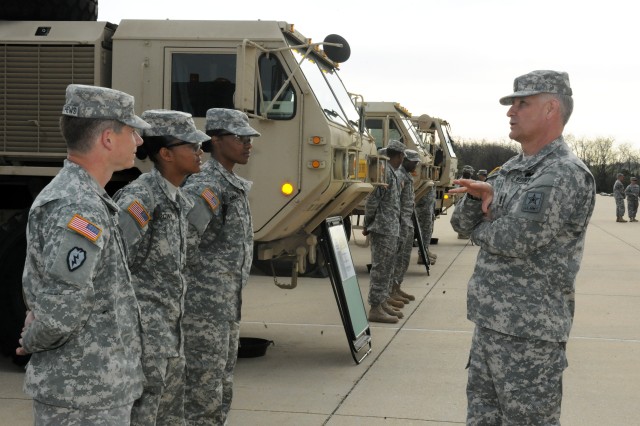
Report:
323,108,339,118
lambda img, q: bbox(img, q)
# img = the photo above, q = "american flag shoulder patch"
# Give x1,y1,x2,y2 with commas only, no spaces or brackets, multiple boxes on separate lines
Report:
67,214,102,242
127,200,151,227
201,188,220,212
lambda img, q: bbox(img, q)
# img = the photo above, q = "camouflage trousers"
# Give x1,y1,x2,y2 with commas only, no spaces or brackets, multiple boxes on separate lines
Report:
184,318,240,426
615,197,626,217
627,198,638,218
367,231,398,306
466,326,567,426
131,355,186,426
390,224,414,286
33,399,133,425
415,192,435,249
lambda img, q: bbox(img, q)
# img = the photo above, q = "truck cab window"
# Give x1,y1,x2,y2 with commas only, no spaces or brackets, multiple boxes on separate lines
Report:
388,120,403,144
171,53,236,117
364,119,384,149
257,54,296,120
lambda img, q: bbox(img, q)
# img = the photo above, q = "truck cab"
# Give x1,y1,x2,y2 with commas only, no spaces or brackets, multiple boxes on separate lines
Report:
412,114,458,214
359,101,434,202
110,20,382,275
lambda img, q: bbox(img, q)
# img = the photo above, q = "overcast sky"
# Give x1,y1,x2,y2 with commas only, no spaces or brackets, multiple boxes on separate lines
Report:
99,0,640,149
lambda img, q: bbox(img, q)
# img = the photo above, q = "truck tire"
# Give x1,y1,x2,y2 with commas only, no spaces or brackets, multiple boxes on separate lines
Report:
0,210,30,365
0,0,98,21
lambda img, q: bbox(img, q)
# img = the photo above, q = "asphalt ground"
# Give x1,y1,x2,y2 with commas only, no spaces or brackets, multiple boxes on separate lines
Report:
1,194,638,425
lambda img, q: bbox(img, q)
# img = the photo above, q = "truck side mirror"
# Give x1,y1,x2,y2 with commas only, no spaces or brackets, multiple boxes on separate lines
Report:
323,34,351,63
235,43,258,111
416,114,434,131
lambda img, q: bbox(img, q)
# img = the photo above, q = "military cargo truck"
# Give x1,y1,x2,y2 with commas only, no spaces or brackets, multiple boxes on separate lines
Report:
359,101,434,202
412,114,458,214
0,19,382,358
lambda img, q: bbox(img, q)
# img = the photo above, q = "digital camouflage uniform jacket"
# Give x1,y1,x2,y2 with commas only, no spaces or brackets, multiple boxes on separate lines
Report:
451,137,596,342
183,158,253,322
397,166,415,230
364,166,401,237
613,179,626,200
114,168,193,371
21,160,143,408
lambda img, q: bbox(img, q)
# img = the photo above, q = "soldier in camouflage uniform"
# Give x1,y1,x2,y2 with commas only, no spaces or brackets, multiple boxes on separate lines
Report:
450,70,596,424
114,110,209,425
363,140,405,323
182,108,260,425
389,149,421,305
16,84,150,424
614,173,627,222
625,176,639,222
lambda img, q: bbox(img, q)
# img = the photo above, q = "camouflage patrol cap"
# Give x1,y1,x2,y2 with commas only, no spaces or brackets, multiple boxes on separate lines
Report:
387,139,406,154
141,110,209,144
378,147,387,156
632,177,638,181
62,84,150,129
205,108,260,136
499,70,572,105
478,169,487,176
404,149,420,162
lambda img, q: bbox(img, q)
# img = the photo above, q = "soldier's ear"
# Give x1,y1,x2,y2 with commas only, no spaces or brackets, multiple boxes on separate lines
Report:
101,127,116,151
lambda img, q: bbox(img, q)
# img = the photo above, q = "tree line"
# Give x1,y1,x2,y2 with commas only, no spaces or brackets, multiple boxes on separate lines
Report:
451,135,640,193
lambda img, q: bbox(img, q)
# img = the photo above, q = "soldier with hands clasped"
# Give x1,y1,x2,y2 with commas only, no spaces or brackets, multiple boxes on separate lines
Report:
17,84,150,424
114,109,209,425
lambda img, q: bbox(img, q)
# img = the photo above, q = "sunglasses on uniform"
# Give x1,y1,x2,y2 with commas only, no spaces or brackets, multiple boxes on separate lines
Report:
165,142,202,152
217,133,253,144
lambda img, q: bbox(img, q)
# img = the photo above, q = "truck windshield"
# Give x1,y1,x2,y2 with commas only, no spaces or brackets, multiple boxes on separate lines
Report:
400,116,425,153
290,48,360,130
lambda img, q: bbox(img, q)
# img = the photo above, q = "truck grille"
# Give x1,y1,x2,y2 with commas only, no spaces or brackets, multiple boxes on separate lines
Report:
0,44,95,155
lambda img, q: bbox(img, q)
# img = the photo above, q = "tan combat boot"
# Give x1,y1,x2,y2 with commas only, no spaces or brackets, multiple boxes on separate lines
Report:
386,297,404,309
427,251,437,265
632,217,638,222
394,283,415,301
617,217,628,222
382,301,404,319
391,284,410,304
368,304,399,323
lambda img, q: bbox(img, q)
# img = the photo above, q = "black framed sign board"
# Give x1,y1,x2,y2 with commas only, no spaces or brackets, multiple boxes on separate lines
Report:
320,216,371,364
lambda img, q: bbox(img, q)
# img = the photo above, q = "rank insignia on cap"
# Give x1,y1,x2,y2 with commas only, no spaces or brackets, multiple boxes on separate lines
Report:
201,188,220,212
127,200,151,227
67,247,87,271
67,214,102,241
522,191,544,213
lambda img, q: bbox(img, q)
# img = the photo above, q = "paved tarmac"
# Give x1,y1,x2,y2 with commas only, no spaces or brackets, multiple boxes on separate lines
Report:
1,194,638,425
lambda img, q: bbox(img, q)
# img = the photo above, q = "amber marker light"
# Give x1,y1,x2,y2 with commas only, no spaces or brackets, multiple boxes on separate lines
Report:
281,182,294,196
311,136,322,145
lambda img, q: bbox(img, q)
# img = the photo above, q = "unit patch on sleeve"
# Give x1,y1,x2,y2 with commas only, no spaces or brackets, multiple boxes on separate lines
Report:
67,247,87,271
201,188,220,212
522,191,544,213
127,200,151,227
67,214,102,242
